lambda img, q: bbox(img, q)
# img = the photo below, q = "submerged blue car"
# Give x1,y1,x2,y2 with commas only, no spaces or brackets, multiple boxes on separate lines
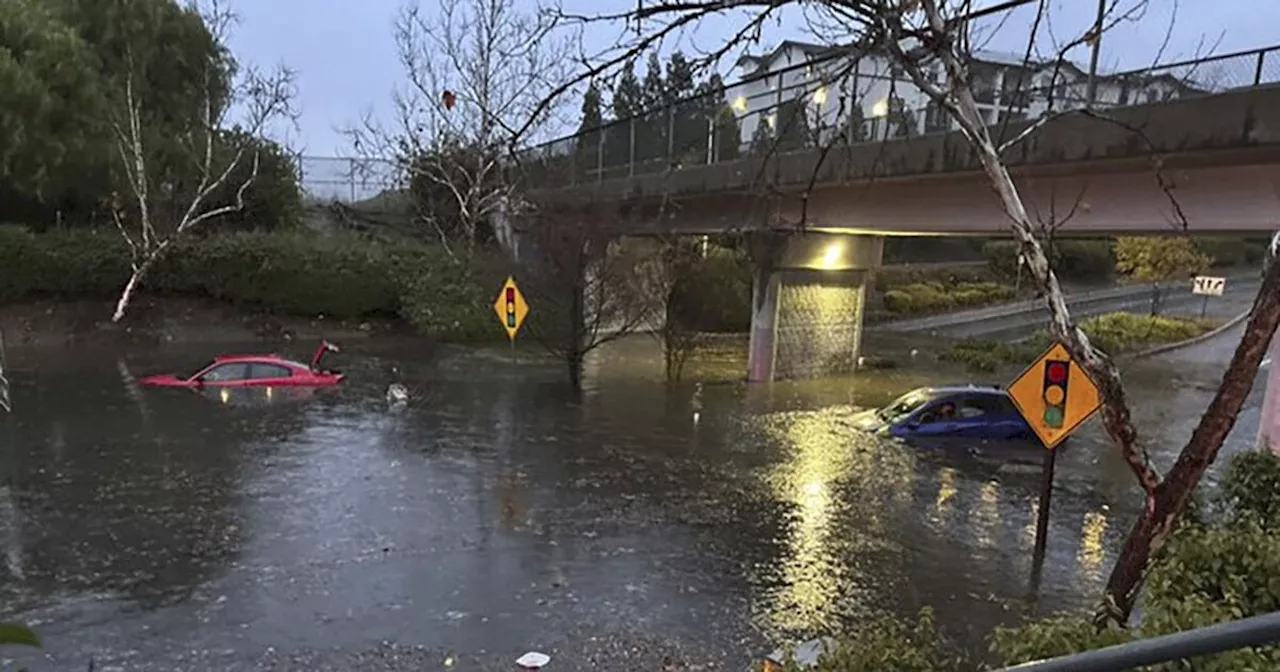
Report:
849,385,1038,443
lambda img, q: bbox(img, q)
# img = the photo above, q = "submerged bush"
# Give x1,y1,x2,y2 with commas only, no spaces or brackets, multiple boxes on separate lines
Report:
0,225,501,342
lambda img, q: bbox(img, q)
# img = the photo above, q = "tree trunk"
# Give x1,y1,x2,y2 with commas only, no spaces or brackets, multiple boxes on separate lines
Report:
1099,255,1280,624
566,274,587,392
111,259,155,323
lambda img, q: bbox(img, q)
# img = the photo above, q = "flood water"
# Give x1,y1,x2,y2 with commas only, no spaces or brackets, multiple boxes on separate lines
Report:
0,328,1267,671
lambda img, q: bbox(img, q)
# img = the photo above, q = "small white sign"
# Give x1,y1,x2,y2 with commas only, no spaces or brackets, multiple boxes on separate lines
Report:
1192,276,1226,296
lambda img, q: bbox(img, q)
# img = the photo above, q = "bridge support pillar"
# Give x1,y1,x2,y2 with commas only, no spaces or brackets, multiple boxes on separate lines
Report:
746,233,884,382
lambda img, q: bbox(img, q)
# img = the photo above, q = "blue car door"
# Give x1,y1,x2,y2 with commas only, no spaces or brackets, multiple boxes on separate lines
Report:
950,394,996,438
903,396,962,437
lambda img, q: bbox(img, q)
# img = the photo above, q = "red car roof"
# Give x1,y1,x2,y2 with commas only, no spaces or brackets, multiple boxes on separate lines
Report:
213,353,280,362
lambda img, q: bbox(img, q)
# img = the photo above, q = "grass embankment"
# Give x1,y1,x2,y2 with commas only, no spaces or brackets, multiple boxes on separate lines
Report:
0,226,506,343
940,312,1217,372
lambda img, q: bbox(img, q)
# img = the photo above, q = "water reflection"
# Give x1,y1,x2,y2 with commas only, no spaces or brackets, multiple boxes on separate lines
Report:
1075,510,1109,585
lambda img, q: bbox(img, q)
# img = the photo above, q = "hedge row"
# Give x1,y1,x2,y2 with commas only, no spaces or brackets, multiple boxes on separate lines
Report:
882,281,1016,316
983,237,1271,282
940,312,1214,372
0,226,502,342
983,239,1116,280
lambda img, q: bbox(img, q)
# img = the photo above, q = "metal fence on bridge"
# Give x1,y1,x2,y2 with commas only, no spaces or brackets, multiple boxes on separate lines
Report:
516,43,1280,188
298,155,398,203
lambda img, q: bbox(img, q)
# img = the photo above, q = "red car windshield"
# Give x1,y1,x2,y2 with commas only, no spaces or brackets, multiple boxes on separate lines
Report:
182,362,216,381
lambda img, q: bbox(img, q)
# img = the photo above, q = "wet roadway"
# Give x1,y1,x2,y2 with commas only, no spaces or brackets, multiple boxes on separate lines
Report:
0,320,1268,671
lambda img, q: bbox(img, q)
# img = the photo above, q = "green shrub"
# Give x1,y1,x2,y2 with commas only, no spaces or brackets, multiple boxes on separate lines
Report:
873,265,994,293
881,281,1015,316
0,226,501,342
1053,240,1115,279
939,339,1044,372
983,239,1115,281
394,250,505,342
669,247,752,332
1215,450,1280,526
779,609,963,672
1194,237,1270,268
1074,312,1212,354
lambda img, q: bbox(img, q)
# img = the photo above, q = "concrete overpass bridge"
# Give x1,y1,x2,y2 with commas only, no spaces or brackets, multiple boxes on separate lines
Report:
517,46,1280,382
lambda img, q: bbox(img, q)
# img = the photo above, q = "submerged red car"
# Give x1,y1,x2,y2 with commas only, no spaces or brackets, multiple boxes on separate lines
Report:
138,341,344,388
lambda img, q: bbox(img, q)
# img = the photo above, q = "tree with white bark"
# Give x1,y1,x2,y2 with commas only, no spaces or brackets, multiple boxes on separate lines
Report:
350,0,572,256
535,0,1280,627
108,0,296,323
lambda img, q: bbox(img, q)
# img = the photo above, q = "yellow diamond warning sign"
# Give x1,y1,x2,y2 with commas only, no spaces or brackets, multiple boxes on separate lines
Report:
493,276,530,341
1006,341,1101,449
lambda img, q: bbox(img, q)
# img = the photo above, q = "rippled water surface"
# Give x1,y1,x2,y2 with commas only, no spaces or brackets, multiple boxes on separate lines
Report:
0,328,1266,670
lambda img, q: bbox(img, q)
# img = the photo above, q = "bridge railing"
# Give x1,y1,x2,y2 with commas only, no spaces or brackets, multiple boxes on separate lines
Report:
517,44,1280,190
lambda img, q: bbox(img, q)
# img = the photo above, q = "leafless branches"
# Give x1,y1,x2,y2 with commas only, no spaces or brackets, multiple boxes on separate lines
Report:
350,0,572,255
108,0,297,322
515,200,664,390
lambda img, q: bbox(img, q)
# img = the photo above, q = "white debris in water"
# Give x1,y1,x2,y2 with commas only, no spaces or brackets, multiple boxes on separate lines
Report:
766,637,837,668
516,651,551,668
386,383,409,404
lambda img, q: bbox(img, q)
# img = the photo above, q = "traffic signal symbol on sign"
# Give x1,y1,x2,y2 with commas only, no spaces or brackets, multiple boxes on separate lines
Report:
1041,359,1069,429
493,277,530,340
1005,341,1102,449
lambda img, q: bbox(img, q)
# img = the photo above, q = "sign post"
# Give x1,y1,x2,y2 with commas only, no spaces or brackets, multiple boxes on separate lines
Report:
493,276,530,361
1191,275,1226,319
1006,341,1102,586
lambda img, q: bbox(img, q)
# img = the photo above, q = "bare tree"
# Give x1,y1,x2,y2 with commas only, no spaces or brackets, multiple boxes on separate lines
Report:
351,0,572,256
516,199,662,391
109,0,296,323
650,239,706,382
533,0,1280,626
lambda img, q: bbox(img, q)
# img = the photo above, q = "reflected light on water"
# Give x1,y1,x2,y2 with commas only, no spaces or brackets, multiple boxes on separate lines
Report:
1023,498,1039,550
219,388,231,405
971,480,1002,550
1075,510,1109,585
768,410,848,632
756,407,914,634
929,467,958,531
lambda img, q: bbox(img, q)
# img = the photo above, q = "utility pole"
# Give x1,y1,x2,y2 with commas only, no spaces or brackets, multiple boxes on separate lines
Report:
1085,0,1105,108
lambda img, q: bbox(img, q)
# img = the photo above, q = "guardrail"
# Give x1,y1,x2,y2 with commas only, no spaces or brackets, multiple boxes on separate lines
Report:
759,611,1280,671
518,44,1280,189
994,610,1280,671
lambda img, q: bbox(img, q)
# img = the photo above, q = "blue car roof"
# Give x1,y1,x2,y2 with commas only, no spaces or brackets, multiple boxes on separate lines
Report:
922,384,1005,396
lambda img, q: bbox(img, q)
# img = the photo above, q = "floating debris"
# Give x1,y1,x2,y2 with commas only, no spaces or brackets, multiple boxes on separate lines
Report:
515,651,551,668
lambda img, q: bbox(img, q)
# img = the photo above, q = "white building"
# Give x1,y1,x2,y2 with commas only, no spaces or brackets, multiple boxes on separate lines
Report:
722,40,1206,152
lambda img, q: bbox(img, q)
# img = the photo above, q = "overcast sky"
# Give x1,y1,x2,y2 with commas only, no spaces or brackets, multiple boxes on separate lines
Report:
222,0,1280,156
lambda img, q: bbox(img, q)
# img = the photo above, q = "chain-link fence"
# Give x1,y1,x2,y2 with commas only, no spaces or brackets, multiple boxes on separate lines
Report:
298,156,399,203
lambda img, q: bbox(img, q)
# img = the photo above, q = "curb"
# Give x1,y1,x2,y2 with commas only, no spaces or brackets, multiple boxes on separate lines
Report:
1123,310,1250,360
